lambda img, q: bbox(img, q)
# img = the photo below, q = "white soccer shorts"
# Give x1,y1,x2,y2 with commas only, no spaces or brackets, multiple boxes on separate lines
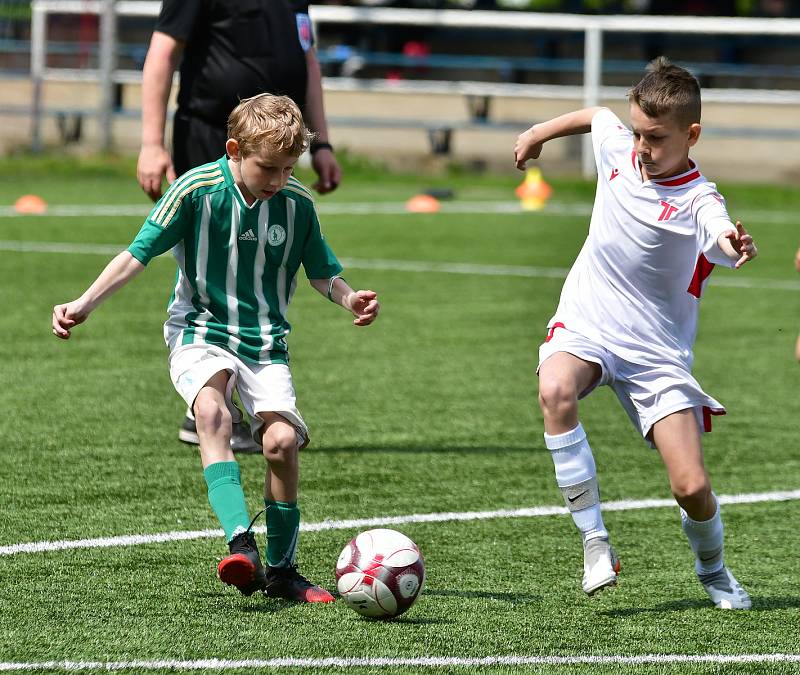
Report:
538,325,725,442
168,343,309,447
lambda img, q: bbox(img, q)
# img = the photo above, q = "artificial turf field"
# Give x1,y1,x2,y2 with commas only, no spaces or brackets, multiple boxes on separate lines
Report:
0,155,798,674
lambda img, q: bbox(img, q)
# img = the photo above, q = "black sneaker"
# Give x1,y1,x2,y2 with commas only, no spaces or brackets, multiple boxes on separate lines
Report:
217,530,267,596
264,565,335,603
178,415,262,454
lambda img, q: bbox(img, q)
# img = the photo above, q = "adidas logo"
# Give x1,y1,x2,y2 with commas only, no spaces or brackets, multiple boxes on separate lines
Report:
238,228,256,241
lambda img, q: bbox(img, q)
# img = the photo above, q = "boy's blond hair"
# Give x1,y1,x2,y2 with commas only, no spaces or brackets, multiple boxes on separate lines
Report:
628,56,701,127
227,93,312,158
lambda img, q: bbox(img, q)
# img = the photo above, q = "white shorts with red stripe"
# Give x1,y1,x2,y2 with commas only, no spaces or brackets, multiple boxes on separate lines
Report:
538,324,725,443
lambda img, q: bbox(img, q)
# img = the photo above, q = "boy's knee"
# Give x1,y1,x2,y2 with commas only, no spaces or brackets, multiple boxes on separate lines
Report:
671,476,711,504
193,395,232,434
261,424,299,464
538,377,578,415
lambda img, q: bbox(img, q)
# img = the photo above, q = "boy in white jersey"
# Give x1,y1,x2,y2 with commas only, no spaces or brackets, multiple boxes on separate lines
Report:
52,94,379,603
514,57,757,609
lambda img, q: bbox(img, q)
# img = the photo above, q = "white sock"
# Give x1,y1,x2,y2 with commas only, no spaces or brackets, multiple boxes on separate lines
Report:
681,496,724,575
545,423,608,542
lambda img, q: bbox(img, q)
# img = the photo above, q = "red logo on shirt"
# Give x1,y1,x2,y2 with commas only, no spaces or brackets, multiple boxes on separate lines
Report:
658,200,679,221
609,168,620,181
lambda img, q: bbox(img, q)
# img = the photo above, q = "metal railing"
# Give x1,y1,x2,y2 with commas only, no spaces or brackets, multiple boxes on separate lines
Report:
28,1,800,175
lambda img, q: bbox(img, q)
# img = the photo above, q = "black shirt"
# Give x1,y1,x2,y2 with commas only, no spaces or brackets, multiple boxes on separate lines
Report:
155,0,311,127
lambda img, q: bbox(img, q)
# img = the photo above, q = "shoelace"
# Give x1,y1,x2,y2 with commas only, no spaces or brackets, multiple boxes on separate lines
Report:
229,510,265,553
271,564,312,587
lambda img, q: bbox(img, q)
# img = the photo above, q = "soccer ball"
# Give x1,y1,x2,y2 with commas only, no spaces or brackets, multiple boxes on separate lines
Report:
335,528,425,619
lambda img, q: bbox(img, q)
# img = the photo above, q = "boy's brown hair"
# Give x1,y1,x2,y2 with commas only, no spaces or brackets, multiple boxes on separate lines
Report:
628,56,701,127
227,93,312,158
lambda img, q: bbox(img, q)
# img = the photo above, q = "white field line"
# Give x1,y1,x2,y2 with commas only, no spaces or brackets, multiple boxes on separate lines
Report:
0,201,796,223
335,256,800,292
0,240,125,256
2,489,798,557
1,654,800,671
2,239,799,292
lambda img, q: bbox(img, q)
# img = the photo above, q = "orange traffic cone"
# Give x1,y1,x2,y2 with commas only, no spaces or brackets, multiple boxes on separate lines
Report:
406,193,440,213
515,167,552,211
14,194,48,214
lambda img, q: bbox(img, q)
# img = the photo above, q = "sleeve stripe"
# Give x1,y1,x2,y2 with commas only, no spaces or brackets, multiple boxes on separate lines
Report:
152,166,223,224
152,166,223,225
286,176,314,200
282,186,320,221
155,175,225,227
153,163,220,216
282,184,314,203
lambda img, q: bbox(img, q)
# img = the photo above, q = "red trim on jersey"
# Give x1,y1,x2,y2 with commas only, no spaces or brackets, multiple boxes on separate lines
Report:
687,254,715,298
653,170,701,186
653,160,700,186
545,322,566,342
630,154,701,186
702,406,726,432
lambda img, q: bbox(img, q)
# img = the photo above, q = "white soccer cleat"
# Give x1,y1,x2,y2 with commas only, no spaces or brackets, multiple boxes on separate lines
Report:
697,566,752,610
582,537,620,595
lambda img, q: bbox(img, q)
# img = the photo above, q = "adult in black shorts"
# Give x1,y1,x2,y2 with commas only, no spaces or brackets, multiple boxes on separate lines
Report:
137,0,341,452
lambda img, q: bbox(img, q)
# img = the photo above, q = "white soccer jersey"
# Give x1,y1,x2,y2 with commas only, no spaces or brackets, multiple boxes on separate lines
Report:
548,108,736,369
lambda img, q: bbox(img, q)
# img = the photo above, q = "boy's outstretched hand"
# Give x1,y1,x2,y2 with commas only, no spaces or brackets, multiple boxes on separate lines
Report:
722,221,758,269
514,125,544,170
345,290,380,326
52,300,89,339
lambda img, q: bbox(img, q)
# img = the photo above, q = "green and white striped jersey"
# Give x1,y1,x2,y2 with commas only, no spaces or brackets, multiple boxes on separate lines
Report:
128,157,342,365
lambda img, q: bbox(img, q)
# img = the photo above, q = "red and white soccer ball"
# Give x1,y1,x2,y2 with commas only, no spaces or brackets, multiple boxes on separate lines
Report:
335,528,425,619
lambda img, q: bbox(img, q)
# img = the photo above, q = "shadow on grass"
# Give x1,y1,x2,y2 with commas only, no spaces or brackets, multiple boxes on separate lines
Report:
423,588,543,605
194,591,300,614
599,595,800,616
300,445,535,456
240,600,452,624
242,599,297,614
352,616,453,625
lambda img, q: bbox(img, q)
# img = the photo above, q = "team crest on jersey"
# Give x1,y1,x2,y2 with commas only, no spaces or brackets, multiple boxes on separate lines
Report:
657,200,679,222
267,224,287,246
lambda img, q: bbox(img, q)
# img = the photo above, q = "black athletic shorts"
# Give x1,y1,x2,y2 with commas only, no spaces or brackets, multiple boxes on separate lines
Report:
172,113,228,176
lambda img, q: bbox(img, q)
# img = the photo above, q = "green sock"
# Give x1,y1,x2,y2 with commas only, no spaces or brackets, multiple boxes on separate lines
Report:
265,499,300,568
203,461,250,543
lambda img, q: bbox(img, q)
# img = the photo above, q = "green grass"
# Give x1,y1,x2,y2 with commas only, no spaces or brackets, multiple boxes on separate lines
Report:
0,156,799,674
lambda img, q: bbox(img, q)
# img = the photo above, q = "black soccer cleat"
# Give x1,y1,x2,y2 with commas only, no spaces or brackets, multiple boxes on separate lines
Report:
217,530,267,597
263,565,335,603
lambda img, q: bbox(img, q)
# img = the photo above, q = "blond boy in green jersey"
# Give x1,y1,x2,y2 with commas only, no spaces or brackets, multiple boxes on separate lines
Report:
53,94,380,602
